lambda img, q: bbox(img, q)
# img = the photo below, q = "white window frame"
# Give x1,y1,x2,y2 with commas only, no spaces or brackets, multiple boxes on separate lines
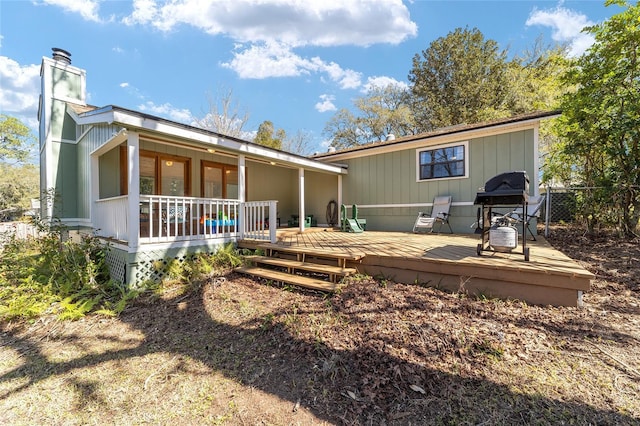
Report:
415,140,469,182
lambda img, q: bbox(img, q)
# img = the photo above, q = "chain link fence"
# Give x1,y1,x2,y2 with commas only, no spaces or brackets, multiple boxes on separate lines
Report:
540,186,639,235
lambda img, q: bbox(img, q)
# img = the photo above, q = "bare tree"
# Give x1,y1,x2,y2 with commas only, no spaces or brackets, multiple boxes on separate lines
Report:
282,130,315,156
193,87,250,138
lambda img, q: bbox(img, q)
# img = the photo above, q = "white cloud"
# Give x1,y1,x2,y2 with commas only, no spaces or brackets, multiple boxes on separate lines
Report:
222,42,362,88
315,94,337,113
122,0,417,47
221,42,311,79
41,0,102,22
122,0,158,27
119,82,130,88
320,59,362,90
526,6,595,57
0,56,40,129
122,1,413,88
137,101,193,123
361,76,408,93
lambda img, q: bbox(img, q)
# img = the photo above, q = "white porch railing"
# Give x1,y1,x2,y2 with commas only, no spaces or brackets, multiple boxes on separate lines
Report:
95,195,129,241
243,200,278,242
94,195,277,245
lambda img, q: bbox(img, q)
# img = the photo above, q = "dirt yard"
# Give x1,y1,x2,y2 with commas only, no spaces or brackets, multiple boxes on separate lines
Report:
1,226,639,425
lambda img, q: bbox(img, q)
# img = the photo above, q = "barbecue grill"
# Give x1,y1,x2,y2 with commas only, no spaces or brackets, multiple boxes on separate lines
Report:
474,171,531,261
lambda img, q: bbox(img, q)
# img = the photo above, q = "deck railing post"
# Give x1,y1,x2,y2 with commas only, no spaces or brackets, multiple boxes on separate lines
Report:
269,201,278,243
239,202,245,240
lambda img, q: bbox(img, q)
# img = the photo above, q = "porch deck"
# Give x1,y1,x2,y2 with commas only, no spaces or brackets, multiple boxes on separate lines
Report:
239,228,594,307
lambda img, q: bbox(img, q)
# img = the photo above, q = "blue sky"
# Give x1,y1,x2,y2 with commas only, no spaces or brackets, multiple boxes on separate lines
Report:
0,0,622,154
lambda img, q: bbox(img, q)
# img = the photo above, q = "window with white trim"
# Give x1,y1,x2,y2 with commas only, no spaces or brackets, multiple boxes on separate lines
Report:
417,142,467,181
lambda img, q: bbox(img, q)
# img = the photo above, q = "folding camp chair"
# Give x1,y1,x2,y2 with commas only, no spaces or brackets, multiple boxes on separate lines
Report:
413,196,453,234
505,194,545,240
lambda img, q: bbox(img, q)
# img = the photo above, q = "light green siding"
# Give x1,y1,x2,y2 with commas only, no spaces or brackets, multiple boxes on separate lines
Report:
246,162,295,219
55,142,78,218
99,148,121,199
340,130,536,233
245,164,337,226
52,67,83,99
305,171,338,225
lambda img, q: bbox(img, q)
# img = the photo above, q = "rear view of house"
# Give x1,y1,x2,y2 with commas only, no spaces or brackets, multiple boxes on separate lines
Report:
39,48,588,308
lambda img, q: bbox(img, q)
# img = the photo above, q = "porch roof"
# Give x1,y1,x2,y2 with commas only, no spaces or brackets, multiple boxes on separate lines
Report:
69,103,347,175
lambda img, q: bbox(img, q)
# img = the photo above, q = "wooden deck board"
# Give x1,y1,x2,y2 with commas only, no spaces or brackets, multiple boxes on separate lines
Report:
235,265,340,292
245,255,357,277
239,227,594,306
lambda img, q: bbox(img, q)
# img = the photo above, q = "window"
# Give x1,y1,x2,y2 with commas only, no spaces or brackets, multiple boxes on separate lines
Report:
120,147,191,196
201,161,238,199
417,142,467,181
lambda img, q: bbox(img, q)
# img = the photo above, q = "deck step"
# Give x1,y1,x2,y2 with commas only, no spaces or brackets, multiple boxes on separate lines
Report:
257,243,365,268
245,255,357,281
235,265,341,292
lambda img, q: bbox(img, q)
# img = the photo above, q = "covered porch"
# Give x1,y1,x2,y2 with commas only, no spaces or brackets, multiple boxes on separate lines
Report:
88,127,346,250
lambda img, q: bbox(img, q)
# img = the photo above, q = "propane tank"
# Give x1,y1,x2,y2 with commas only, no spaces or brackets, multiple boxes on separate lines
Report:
489,217,518,252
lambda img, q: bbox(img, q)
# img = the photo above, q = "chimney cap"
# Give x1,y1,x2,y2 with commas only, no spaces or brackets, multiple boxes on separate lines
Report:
52,48,72,65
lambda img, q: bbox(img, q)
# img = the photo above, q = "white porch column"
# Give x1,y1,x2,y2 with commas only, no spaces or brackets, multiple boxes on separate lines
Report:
337,174,343,210
238,155,246,238
298,168,305,233
127,132,140,249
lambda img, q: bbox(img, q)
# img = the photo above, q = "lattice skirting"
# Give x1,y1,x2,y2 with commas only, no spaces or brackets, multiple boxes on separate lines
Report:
104,248,128,284
103,241,232,287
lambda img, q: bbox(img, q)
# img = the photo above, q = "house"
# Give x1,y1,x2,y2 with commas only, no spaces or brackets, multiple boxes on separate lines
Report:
312,110,559,233
39,48,558,287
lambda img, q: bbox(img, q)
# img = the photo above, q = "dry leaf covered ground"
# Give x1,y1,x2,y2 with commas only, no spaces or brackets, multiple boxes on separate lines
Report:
1,226,639,425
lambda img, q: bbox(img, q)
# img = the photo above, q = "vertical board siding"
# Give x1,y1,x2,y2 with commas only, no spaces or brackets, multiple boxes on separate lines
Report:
78,124,123,219
304,171,338,225
340,130,535,233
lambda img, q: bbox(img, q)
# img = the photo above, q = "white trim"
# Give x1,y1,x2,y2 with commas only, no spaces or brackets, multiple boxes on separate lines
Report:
90,129,128,157
415,141,469,182
120,236,238,254
346,201,474,209
76,108,345,175
59,218,92,227
532,123,540,197
317,118,549,162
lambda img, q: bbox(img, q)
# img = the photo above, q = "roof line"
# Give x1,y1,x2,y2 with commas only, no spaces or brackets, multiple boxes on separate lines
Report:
312,110,561,159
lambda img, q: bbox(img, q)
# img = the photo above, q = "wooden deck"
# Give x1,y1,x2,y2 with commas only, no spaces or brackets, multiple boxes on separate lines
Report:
239,228,594,307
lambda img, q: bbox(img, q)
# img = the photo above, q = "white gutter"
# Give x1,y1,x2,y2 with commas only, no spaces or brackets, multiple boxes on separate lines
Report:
78,107,346,175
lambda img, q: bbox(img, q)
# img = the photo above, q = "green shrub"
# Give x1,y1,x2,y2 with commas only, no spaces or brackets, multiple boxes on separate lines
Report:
0,225,136,321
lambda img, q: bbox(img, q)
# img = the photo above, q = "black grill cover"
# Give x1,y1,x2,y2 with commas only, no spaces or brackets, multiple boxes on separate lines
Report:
474,171,529,205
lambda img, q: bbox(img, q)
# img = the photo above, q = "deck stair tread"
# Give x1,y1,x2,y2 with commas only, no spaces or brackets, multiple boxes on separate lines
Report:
257,243,365,260
245,255,357,277
235,265,340,292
